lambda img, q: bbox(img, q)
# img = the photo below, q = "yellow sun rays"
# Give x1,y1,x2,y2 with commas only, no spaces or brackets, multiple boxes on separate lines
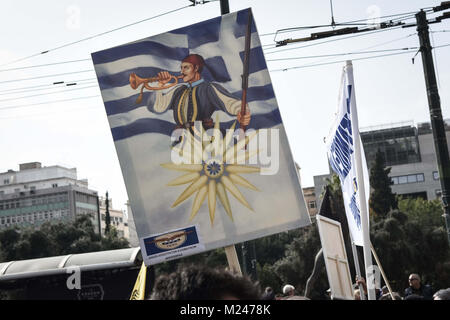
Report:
161,116,261,225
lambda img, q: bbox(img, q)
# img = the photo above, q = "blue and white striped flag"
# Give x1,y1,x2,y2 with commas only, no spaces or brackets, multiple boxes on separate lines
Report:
326,62,370,247
92,9,281,141
91,8,310,266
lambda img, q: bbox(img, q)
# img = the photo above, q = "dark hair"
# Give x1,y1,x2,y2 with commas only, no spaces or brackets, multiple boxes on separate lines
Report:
379,292,402,300
150,264,261,300
404,294,424,301
433,288,450,300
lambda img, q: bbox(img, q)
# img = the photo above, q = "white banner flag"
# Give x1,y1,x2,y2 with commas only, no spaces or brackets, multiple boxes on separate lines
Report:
326,62,370,247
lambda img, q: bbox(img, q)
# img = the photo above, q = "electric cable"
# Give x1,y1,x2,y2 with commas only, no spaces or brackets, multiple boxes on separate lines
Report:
0,70,94,84
0,4,194,68
0,59,92,73
0,84,98,103
269,43,450,73
0,78,96,94
0,95,101,111
264,26,405,55
266,47,418,62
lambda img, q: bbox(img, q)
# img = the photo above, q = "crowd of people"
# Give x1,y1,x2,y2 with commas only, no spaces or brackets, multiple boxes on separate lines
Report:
352,273,450,300
148,265,450,300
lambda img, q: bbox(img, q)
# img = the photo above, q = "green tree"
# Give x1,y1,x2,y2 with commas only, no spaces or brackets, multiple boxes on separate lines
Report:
370,198,450,292
0,215,129,262
272,223,328,299
369,150,397,218
104,191,111,235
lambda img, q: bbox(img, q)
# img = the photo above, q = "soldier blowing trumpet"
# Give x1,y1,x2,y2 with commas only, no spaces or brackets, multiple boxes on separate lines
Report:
129,54,251,131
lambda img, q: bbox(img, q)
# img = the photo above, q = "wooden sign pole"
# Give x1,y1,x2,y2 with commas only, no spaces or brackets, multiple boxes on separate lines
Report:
225,245,243,275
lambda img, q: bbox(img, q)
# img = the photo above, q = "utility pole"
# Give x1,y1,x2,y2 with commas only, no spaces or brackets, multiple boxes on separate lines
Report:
416,9,450,244
220,0,229,15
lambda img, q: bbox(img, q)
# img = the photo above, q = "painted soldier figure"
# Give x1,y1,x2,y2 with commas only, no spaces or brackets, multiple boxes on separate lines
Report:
150,54,251,131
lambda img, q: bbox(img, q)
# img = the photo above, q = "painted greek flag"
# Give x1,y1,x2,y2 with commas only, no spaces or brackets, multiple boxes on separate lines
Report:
91,8,281,142
90,9,311,265
326,62,370,246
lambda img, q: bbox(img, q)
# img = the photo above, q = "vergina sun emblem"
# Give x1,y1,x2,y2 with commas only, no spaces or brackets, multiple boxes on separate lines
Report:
161,115,261,226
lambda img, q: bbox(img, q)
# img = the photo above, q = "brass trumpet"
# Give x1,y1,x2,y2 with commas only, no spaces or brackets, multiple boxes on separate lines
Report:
129,73,183,104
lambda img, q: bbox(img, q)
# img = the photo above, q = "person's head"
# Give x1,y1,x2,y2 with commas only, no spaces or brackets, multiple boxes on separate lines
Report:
354,289,361,300
404,293,424,300
150,264,261,300
408,273,421,289
282,284,295,296
433,288,450,300
379,292,402,300
261,286,275,300
181,54,205,83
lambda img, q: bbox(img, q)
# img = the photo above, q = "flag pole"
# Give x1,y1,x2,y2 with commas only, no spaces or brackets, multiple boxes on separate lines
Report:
220,0,244,277
370,243,395,300
346,60,375,300
349,232,366,300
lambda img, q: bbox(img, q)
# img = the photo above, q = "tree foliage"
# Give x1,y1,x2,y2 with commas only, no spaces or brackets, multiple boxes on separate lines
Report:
371,200,450,292
369,150,397,218
0,215,129,262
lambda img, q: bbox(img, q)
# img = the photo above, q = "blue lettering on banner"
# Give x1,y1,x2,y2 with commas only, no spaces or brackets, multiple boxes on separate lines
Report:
349,177,362,229
330,85,354,180
349,194,362,230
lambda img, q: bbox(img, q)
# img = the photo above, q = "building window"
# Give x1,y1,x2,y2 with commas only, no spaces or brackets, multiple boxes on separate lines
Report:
391,173,425,185
308,201,317,209
436,189,442,197
433,171,440,180
3,179,9,185
52,183,58,188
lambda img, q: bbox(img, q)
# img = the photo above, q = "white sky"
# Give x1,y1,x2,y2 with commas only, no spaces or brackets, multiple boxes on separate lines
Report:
1,0,449,213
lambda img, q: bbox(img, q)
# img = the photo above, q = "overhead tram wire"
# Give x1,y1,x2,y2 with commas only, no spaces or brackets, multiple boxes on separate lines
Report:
267,6,438,51
266,47,419,62
0,59,92,73
266,32,419,77
0,104,100,120
6,46,449,111
0,3,195,68
269,43,450,73
0,84,98,103
264,25,405,55
3,9,428,72
0,95,101,111
258,10,429,37
0,78,97,94
270,51,418,72
0,70,95,84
